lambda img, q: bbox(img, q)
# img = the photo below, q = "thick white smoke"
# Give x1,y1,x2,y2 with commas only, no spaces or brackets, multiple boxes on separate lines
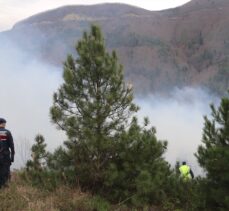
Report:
0,35,65,168
0,34,219,175
136,88,219,175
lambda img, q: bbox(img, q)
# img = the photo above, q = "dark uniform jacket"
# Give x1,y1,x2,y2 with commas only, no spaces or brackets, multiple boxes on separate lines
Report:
0,128,14,163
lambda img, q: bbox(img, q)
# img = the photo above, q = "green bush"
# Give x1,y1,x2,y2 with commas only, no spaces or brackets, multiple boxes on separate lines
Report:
102,117,170,206
195,93,229,210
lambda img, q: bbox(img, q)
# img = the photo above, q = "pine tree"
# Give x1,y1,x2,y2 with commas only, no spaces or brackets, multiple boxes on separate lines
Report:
104,117,170,205
25,134,50,187
26,134,48,171
50,25,138,189
49,25,172,206
195,93,229,210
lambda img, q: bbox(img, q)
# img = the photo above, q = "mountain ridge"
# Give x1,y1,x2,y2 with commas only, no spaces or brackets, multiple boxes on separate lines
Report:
13,3,154,28
2,0,229,95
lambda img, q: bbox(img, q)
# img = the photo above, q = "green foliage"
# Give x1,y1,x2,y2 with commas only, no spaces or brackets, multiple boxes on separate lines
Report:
163,175,208,211
85,196,111,211
47,146,76,185
26,134,48,171
48,24,171,207
195,92,229,210
24,134,59,190
49,24,139,190
103,117,170,205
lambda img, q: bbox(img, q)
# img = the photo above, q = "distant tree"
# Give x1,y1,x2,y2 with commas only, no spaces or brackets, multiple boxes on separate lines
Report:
24,134,61,190
26,134,48,171
25,134,51,188
195,92,229,210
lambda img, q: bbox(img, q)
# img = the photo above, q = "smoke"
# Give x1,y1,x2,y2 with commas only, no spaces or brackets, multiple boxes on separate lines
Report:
0,33,219,175
0,34,65,169
136,88,219,175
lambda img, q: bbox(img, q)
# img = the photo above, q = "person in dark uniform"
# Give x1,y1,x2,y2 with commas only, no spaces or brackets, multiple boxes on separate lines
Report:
0,118,14,188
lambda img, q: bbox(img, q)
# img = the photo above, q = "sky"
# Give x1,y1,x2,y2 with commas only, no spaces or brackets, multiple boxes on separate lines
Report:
0,0,191,31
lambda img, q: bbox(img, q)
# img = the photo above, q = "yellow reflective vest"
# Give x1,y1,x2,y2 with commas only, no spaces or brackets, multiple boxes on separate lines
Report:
179,165,192,181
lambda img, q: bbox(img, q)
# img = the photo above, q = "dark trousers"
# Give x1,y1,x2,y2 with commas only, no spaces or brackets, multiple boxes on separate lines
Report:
0,156,11,188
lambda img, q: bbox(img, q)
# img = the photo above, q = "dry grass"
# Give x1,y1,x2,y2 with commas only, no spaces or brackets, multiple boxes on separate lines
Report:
0,172,161,211
0,172,90,211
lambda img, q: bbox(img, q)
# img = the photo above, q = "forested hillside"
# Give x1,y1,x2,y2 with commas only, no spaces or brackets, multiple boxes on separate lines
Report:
1,0,229,94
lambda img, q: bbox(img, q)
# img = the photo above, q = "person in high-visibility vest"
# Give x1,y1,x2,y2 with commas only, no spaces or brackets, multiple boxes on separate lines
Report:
179,161,194,181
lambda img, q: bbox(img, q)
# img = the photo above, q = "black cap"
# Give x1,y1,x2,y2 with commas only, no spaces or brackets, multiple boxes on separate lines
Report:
0,118,6,124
